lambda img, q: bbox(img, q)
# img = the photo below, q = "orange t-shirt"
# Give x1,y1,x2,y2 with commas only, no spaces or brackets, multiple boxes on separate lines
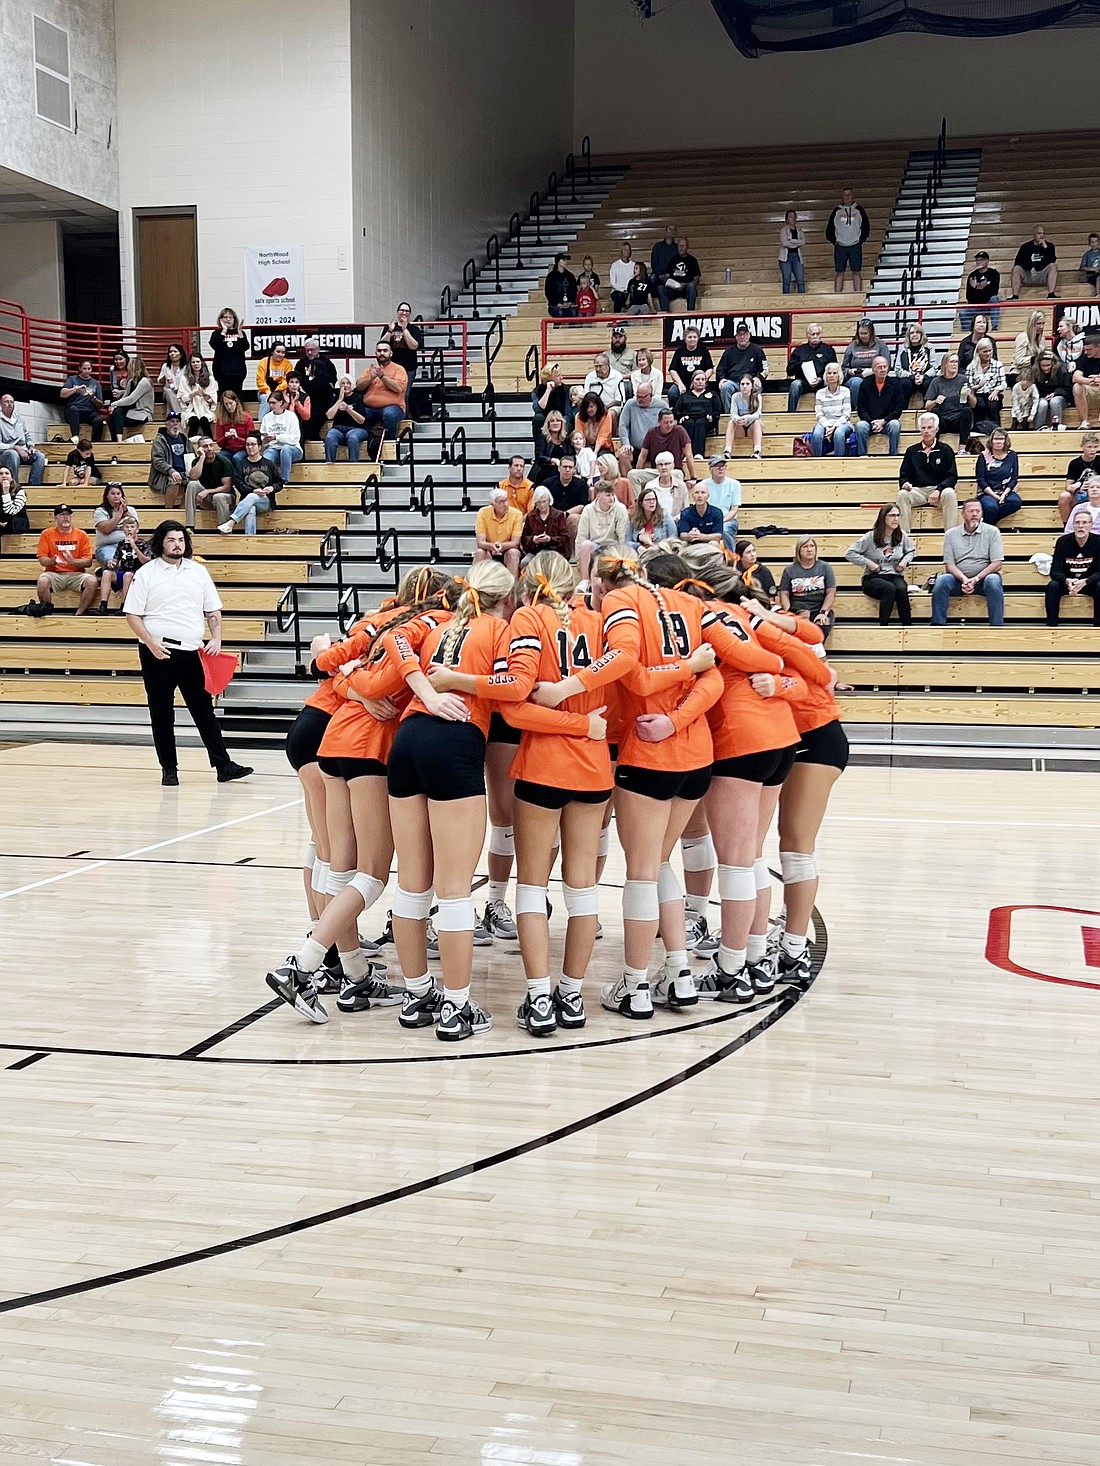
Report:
358,361,408,409
38,525,92,566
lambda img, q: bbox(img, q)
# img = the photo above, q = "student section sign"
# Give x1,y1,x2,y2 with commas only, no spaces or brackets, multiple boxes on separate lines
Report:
662,312,792,348
244,246,305,326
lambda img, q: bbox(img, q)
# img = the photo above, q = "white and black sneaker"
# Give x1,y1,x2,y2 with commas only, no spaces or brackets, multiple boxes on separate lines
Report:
374,910,395,947
399,984,444,1029
360,933,384,959
686,913,719,957
776,946,812,988
336,970,404,1012
652,967,699,1010
601,976,654,1020
747,958,776,996
470,912,494,947
712,960,755,1004
694,968,722,1000
265,956,328,1024
313,961,344,995
552,986,586,1029
482,899,518,940
517,992,557,1037
436,997,493,1042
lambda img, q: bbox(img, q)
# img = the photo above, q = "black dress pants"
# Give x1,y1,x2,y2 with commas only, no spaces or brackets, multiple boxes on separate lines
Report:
1045,577,1100,626
862,572,912,625
139,645,231,774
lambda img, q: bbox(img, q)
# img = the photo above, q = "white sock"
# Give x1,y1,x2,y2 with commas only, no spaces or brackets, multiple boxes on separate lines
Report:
293,935,327,972
663,948,688,975
746,933,768,964
406,973,432,997
338,948,368,981
487,880,508,904
719,945,747,974
782,932,808,958
527,977,552,999
447,984,471,1007
623,964,649,990
558,975,583,995
685,894,707,918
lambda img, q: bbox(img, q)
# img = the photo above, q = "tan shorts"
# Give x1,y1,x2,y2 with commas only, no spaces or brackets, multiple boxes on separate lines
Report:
1078,383,1100,418
44,570,94,592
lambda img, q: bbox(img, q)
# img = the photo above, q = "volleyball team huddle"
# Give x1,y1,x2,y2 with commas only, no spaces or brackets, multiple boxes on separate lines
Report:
270,541,849,1042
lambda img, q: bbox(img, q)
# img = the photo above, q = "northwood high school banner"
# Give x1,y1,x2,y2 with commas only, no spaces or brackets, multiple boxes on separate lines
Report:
244,246,305,326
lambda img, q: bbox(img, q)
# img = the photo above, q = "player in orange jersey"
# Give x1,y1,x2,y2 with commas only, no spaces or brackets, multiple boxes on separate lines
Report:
284,649,344,929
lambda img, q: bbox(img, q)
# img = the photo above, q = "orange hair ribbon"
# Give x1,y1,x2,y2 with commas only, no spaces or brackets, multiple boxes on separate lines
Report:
453,576,482,617
673,578,714,594
531,571,562,607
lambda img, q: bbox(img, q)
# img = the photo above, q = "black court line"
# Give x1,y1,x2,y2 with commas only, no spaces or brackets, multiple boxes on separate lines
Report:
177,1000,283,1058
0,981,808,1316
5,1052,47,1071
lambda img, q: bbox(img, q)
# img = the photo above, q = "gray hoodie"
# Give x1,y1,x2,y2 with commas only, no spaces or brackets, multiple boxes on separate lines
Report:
845,529,915,575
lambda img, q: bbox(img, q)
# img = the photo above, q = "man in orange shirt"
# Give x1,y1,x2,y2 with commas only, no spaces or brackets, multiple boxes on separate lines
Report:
474,488,523,575
30,503,98,615
499,454,533,515
354,341,407,446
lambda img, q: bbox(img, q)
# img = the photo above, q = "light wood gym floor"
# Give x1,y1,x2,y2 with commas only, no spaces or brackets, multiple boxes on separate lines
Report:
1,739,1098,1465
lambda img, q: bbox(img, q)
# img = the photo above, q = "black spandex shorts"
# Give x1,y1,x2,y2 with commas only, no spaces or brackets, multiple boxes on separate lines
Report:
488,711,522,746
712,744,799,787
387,713,487,801
318,755,387,782
615,764,712,803
285,705,331,771
795,720,850,772
514,780,613,811
608,742,619,763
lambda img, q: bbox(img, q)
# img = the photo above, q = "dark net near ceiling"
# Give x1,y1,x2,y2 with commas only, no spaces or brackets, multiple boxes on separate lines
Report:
710,0,1100,56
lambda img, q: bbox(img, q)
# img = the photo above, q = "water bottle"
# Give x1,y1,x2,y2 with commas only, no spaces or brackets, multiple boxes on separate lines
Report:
725,267,731,284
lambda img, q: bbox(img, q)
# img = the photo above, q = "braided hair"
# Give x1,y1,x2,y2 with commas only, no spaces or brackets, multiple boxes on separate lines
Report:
522,549,575,647
594,545,679,651
359,566,457,663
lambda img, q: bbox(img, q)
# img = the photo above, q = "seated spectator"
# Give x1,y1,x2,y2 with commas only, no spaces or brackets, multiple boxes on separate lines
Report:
975,428,1021,524
576,480,629,580
208,309,250,398
718,322,769,407
930,500,1005,626
893,325,939,402
259,391,304,482
474,487,523,575
826,188,870,293
609,243,635,312
786,323,837,411
1008,228,1058,299
582,355,624,419
667,327,713,408
98,514,150,614
544,455,588,546
149,410,190,509
1011,366,1039,431
845,505,915,626
957,313,997,375
697,454,741,550
897,412,959,534
608,324,636,379
214,389,255,462
500,454,534,515
923,352,974,448
594,450,634,511
630,349,664,404
570,429,600,491
1045,507,1100,626
856,357,905,455
674,370,721,457
1033,351,1068,430
657,235,701,312
1080,232,1100,296
156,344,188,417
1056,313,1085,370
629,407,696,495
1059,432,1100,524
532,363,570,443
677,481,724,548
811,362,854,457
576,274,598,317
324,376,369,462
1083,475,1100,531
378,304,424,414
30,503,98,616
293,337,338,440
1072,331,1100,428
628,486,677,550
618,381,666,468
284,373,312,440
734,539,777,603
93,483,139,566
533,409,570,485
965,339,1007,426
185,437,236,529
960,251,1001,331
521,486,572,561
1011,309,1047,379
724,375,764,459
354,342,408,445
0,465,30,540
576,393,615,459
625,261,654,314
256,342,292,418
544,253,578,318
842,318,886,400
648,452,688,518
0,393,46,486
105,349,130,435
179,354,217,438
650,225,678,290
219,433,282,535
63,437,103,489
108,355,154,442
778,208,806,294
780,535,837,639
60,359,105,441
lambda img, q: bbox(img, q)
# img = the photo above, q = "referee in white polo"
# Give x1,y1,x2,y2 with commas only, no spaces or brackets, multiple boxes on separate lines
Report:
124,519,252,787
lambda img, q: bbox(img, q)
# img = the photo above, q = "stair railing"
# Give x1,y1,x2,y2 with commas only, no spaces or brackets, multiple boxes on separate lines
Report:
508,211,524,269
319,525,345,606
461,256,479,320
377,527,401,594
337,582,362,636
486,233,502,294
394,422,417,507
418,473,442,563
484,314,504,394
447,423,471,510
581,134,592,183
528,190,543,246
563,152,578,204
481,381,498,465
546,169,560,225
276,584,305,676
525,343,540,388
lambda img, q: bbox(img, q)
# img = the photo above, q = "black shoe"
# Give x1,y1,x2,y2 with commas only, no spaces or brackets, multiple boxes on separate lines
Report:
552,985,586,1030
436,997,492,1042
161,770,179,786
776,947,812,988
747,958,776,996
336,969,403,1013
399,984,444,1029
217,761,253,783
374,910,395,947
516,991,557,1037
314,962,344,995
712,961,755,1003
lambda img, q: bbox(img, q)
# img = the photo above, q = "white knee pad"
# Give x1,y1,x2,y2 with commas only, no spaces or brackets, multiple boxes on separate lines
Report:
780,850,818,884
753,858,771,892
304,841,317,871
657,861,682,906
488,824,514,857
349,871,385,907
598,826,611,859
680,833,716,871
622,879,659,922
562,882,600,918
310,860,330,895
434,896,475,932
326,868,354,896
515,883,549,917
717,864,756,902
392,885,433,920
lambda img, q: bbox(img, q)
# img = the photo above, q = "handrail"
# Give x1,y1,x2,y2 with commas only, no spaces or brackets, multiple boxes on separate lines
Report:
417,473,442,563
483,314,504,393
377,527,400,593
319,524,345,606
528,190,542,246
486,233,502,293
508,210,524,269
581,134,592,183
447,423,471,511
524,343,540,387
360,471,384,541
546,169,560,225
563,151,577,204
438,286,456,349
481,382,498,465
462,256,479,320
394,421,417,507
275,584,305,676
337,582,362,636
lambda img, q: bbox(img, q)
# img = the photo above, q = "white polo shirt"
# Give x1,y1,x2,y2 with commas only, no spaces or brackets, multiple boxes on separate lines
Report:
124,556,222,651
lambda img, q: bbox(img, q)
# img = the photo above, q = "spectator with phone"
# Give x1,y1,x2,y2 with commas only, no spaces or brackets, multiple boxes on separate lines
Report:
60,360,106,441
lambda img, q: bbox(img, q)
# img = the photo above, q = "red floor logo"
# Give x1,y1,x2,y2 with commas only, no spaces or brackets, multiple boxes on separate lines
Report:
986,905,1100,991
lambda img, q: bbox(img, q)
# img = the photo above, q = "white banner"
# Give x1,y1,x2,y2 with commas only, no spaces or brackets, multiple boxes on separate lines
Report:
243,246,305,326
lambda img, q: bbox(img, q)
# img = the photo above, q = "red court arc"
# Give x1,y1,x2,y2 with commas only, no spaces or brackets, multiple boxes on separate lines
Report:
985,905,1100,991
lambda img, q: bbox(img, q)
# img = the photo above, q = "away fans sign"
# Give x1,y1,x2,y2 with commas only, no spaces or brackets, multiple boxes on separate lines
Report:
244,246,305,326
663,313,791,348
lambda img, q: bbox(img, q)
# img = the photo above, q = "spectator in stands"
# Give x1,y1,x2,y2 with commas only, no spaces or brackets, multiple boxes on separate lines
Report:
1086,476,1100,532
608,325,636,379
532,363,570,444
1010,366,1039,431
570,429,599,492
1011,310,1047,377
500,454,534,515
284,373,311,440
0,394,46,486
780,536,836,639
975,428,1021,524
1059,432,1100,523
474,487,523,575
0,465,29,540
826,188,870,293
61,360,105,441
618,381,665,467
667,327,713,408
1080,232,1100,295
630,348,664,402
778,209,806,294
581,254,600,291
156,344,188,418
718,322,769,406
897,411,959,534
1072,332,1100,428
208,309,250,398
292,338,337,440
93,483,138,566
677,480,725,547
534,409,570,485
1033,350,1069,430
893,325,939,403
576,480,629,581
696,454,741,549
595,450,633,511
583,354,624,417
98,513,150,614
219,432,282,536
148,411,189,510
644,453,687,519
259,390,304,482
735,539,777,602
630,406,695,494
179,354,217,439
625,262,654,314
545,253,578,317
845,506,915,626
650,225,679,292
109,355,154,441
786,323,837,412
657,235,701,313
214,389,255,462
105,349,130,433
842,318,884,400
960,251,1001,331
609,243,635,312
30,503,98,616
256,342,292,418
544,456,587,547
923,352,973,448
378,304,423,412
1055,314,1084,373
576,393,615,458
930,499,1005,626
674,370,721,458
324,376,369,462
63,436,103,488
576,274,598,317
1045,507,1100,625
1008,228,1058,299
811,361,854,457
856,357,905,455
965,339,1007,426
184,437,236,529
724,375,764,458
628,486,676,551
958,313,997,375
521,485,572,561
355,342,408,445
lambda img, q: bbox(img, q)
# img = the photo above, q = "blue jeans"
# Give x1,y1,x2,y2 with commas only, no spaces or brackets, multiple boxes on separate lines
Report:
230,491,272,535
548,304,576,318
811,423,847,456
930,572,1005,626
960,300,1001,331
979,490,1021,524
363,404,403,441
787,378,810,411
855,419,900,455
780,256,805,293
0,446,45,484
845,375,865,402
657,283,697,312
325,426,369,462
263,443,303,481
722,519,739,552
1033,395,1066,427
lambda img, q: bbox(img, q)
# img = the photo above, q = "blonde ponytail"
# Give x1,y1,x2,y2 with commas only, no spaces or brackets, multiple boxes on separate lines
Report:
522,550,575,642
438,558,514,662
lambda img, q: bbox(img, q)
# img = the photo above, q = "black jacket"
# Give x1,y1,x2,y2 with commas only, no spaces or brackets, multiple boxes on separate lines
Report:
786,342,837,380
899,441,957,491
857,376,907,423
545,268,578,309
1050,530,1100,583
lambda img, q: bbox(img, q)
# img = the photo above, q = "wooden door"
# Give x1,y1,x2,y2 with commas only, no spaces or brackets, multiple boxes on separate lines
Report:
135,212,197,327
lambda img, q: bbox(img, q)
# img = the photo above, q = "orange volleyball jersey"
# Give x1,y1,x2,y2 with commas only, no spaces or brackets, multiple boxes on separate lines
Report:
392,612,526,738
760,613,841,734
305,613,387,716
